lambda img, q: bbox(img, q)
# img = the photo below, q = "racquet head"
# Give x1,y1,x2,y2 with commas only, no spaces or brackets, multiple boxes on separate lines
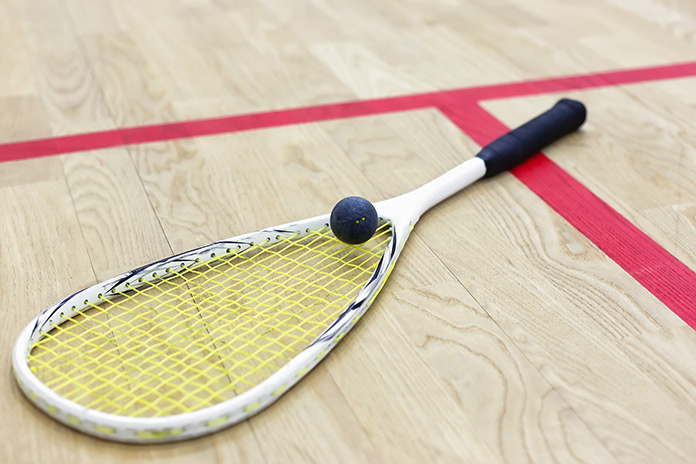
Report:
12,98,586,442
13,213,405,442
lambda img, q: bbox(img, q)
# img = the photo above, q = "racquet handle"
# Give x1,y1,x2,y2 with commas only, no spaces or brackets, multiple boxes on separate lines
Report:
476,98,586,178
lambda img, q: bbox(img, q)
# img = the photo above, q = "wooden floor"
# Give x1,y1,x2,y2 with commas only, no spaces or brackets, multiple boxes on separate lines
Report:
2,0,696,462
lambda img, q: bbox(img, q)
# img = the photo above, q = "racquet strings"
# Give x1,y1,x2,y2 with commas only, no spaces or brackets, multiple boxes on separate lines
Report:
27,223,392,417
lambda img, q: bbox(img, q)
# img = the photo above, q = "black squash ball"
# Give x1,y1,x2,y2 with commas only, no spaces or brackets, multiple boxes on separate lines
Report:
330,196,378,245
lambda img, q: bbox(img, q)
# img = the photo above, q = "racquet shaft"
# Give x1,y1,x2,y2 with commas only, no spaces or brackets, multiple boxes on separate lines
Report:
400,98,586,219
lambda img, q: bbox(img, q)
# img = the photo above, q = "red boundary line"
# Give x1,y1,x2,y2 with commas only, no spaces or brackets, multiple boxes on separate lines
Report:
443,102,696,329
2,61,696,162
2,61,696,329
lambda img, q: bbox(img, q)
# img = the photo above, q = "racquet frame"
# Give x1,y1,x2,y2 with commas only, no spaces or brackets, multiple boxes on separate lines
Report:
13,98,585,442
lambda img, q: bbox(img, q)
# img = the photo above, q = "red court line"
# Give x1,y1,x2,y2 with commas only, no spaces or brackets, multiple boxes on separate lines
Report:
458,60,696,101
1,61,695,162
442,101,696,329
2,60,696,330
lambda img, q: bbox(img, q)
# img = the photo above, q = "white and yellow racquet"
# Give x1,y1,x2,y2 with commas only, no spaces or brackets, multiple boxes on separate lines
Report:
13,99,586,442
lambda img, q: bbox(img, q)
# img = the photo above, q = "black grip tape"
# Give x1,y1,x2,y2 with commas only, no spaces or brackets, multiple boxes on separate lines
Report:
476,98,586,178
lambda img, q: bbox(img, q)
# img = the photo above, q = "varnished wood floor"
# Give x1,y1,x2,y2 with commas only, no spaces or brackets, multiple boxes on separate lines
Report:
2,0,696,462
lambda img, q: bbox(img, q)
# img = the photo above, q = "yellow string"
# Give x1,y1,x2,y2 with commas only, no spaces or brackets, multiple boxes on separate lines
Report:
28,224,392,417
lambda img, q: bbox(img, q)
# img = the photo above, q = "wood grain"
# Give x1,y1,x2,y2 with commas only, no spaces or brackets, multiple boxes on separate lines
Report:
2,0,696,462
61,149,172,280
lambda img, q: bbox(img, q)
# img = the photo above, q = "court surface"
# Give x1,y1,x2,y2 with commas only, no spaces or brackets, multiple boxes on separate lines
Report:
1,0,696,462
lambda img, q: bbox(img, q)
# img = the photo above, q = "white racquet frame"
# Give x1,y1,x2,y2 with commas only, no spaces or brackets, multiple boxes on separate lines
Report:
12,158,485,442
13,98,585,442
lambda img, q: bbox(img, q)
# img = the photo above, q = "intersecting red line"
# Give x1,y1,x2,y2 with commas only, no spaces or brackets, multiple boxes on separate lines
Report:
2,61,695,162
2,61,695,329
442,101,696,330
